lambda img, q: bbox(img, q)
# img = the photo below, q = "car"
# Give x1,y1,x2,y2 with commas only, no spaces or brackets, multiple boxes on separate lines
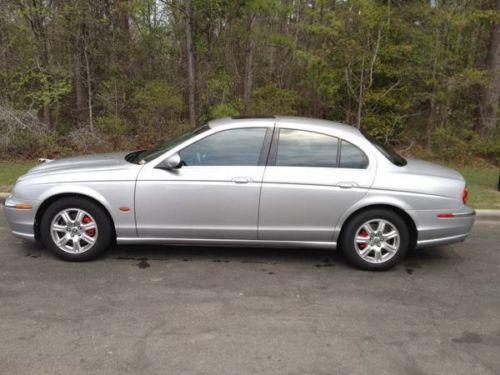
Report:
4,116,475,270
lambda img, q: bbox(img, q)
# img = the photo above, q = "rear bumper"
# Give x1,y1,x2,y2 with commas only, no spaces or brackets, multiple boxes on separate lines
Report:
408,206,476,248
4,195,38,242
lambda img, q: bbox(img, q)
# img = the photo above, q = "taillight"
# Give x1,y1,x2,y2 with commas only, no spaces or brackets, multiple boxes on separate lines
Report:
462,186,469,204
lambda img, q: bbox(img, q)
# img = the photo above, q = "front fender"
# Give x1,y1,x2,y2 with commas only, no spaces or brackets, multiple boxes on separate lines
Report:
37,184,112,212
35,182,137,238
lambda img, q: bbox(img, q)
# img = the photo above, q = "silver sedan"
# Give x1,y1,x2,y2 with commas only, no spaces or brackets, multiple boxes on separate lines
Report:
4,116,475,270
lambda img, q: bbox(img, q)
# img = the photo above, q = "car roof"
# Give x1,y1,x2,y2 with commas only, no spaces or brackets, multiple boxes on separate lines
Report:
207,116,360,135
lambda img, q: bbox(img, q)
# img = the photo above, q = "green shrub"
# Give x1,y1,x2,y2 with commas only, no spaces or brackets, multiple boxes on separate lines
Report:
208,103,240,119
133,80,183,126
248,85,302,116
95,114,130,135
0,128,57,159
431,127,499,163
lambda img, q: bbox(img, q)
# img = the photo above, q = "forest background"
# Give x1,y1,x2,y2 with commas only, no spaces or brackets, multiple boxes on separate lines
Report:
0,0,498,207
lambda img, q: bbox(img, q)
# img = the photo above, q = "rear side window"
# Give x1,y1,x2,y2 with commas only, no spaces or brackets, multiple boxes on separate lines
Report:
339,140,368,169
180,127,267,166
276,129,339,168
362,132,407,166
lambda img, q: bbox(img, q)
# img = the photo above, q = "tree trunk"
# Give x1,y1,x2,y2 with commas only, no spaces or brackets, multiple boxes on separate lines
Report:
185,0,196,127
356,55,365,129
26,0,51,126
113,0,129,32
83,37,94,132
112,0,130,72
427,28,440,150
242,17,255,116
480,5,499,138
242,43,254,115
74,27,85,126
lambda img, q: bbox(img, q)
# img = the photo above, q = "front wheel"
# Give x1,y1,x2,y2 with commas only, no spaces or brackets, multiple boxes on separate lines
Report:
340,209,409,271
40,197,113,261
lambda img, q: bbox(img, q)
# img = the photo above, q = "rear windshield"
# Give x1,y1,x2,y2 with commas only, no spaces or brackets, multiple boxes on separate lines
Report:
362,132,407,166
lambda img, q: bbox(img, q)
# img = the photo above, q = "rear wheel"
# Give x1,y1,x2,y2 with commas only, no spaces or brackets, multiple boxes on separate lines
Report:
340,209,409,271
40,197,113,261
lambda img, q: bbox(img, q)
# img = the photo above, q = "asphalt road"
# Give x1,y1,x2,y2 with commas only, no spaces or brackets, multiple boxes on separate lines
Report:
1,207,499,375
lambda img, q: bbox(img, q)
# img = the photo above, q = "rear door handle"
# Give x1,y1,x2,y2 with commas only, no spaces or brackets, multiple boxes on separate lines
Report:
231,176,252,184
337,182,357,189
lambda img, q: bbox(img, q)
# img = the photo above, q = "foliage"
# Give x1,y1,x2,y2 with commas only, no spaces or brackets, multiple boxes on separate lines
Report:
208,103,241,120
0,101,54,158
95,115,129,135
249,85,302,116
133,80,184,123
0,0,498,161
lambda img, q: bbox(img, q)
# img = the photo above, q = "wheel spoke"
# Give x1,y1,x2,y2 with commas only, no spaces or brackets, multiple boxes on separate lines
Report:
81,233,96,245
75,210,85,224
81,222,96,230
52,224,67,232
359,247,372,258
60,211,72,225
383,242,398,253
356,236,370,244
363,224,374,234
384,230,398,240
375,248,383,262
376,221,386,233
56,234,69,247
73,238,81,253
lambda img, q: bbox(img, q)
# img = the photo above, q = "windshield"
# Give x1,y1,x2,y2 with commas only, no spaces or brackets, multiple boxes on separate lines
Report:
128,124,209,164
362,132,407,166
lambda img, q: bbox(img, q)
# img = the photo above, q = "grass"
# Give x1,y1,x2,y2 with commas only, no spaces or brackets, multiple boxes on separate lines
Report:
453,165,499,209
0,159,498,209
0,160,38,192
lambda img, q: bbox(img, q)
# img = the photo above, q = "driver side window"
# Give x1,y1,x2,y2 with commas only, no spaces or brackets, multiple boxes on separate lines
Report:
179,127,267,166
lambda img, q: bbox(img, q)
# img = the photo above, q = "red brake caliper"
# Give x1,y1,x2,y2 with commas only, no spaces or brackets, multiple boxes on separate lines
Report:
358,228,368,249
82,215,96,237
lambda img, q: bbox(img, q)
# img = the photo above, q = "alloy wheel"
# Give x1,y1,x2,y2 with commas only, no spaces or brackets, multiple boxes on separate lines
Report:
354,219,400,264
50,208,98,253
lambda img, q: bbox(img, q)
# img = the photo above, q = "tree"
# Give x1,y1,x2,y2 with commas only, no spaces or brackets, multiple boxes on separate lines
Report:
480,0,499,138
0,0,498,161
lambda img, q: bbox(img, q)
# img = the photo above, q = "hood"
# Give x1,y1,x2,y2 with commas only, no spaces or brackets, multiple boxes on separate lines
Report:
24,152,133,177
403,158,464,181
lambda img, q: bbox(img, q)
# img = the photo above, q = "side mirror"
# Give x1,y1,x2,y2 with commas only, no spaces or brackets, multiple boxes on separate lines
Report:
157,153,182,170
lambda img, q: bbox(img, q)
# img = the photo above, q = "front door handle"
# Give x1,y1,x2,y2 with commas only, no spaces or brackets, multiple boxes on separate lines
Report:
231,176,252,184
337,182,357,189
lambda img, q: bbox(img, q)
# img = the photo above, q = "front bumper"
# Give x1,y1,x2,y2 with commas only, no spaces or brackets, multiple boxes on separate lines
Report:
4,195,38,242
409,206,476,248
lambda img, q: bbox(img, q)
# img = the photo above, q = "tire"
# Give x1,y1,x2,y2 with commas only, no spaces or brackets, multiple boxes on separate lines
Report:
340,209,409,271
40,197,113,261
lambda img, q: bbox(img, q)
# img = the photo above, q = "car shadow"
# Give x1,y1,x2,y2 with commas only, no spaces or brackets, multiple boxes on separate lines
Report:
106,243,346,268
403,245,464,273
19,240,461,272
107,243,461,273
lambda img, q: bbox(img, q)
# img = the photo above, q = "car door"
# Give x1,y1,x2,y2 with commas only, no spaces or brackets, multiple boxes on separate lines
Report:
258,126,376,242
135,125,272,240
